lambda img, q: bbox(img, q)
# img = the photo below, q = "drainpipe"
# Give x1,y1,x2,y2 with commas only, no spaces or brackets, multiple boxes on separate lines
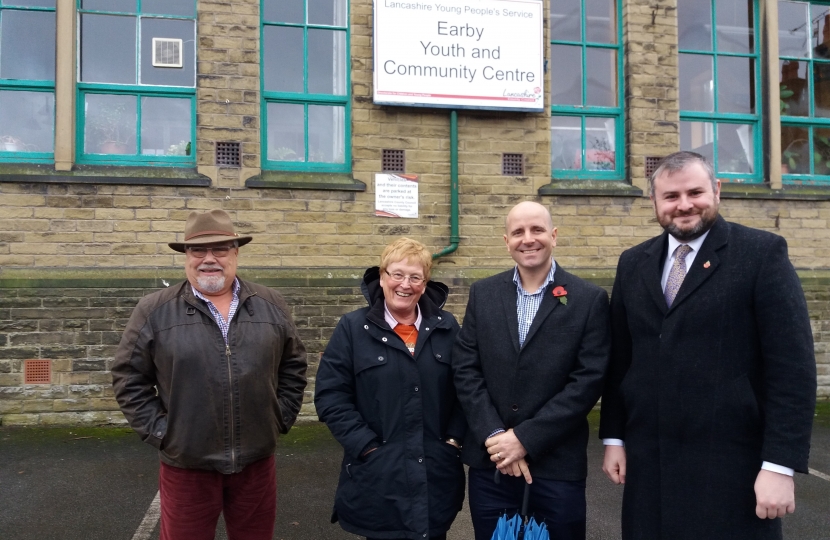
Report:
433,110,460,259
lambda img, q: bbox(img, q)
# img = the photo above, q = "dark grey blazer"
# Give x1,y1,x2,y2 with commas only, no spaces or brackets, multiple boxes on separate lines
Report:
599,216,817,540
452,265,611,481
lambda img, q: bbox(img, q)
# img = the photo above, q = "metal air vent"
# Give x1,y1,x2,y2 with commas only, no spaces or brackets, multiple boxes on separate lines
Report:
502,153,524,175
24,359,51,385
216,142,241,167
152,38,183,68
645,156,664,179
382,149,405,172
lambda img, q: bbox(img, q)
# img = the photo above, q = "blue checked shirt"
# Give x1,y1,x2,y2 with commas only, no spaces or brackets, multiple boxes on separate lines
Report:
514,260,557,347
488,260,557,440
192,278,241,345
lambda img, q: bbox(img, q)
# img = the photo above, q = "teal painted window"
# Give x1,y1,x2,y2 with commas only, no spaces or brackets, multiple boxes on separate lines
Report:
261,0,350,172
678,0,761,182
76,0,196,166
550,0,624,179
0,0,56,163
778,0,830,184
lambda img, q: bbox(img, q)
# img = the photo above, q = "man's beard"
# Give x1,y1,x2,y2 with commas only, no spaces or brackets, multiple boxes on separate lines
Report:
196,265,226,293
660,205,719,242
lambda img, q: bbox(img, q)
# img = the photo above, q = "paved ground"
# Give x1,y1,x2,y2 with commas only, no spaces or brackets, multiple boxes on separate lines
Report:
1,405,829,540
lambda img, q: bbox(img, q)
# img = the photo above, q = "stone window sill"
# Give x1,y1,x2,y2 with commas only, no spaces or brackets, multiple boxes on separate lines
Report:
538,180,643,197
245,170,366,191
0,164,211,186
720,183,830,201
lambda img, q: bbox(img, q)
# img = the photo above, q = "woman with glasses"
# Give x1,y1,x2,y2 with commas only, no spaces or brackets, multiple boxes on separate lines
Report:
315,237,466,540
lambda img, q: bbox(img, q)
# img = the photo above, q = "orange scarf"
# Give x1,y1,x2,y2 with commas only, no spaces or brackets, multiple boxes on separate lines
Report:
393,324,418,355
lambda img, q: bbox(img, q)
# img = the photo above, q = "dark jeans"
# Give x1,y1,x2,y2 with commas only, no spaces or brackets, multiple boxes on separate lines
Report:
367,536,445,540
468,467,586,540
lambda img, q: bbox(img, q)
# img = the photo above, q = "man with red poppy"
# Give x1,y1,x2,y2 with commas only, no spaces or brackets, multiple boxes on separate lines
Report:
453,201,611,540
600,152,816,539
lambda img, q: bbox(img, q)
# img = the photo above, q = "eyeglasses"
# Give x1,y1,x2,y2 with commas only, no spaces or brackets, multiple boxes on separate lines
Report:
384,270,425,286
187,245,235,258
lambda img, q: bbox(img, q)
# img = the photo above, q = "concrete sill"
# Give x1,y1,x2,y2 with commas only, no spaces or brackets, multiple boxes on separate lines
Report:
720,183,830,201
0,164,210,186
538,180,643,197
246,171,366,191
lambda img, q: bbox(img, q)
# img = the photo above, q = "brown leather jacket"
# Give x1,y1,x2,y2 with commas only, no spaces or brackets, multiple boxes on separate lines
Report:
112,278,307,473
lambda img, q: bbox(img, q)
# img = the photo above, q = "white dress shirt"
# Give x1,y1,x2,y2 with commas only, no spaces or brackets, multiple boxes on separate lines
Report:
604,232,793,476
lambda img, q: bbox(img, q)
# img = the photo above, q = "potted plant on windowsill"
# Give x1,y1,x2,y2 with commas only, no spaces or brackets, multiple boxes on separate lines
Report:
87,103,134,155
1,135,25,152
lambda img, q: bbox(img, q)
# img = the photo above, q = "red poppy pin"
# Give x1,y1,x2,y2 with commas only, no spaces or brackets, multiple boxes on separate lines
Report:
552,286,568,305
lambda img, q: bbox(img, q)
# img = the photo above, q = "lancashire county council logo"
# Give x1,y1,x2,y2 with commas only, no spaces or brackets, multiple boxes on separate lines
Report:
534,87,541,93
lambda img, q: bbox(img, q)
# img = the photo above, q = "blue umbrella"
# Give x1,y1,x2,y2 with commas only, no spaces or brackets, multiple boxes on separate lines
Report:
490,471,550,540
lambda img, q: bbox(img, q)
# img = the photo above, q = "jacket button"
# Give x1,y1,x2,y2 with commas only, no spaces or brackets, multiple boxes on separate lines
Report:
438,316,442,320
435,354,442,359
418,457,423,463
512,404,519,411
415,386,419,392
378,356,384,361
364,325,369,330
382,337,388,342
156,431,162,437
425,327,429,331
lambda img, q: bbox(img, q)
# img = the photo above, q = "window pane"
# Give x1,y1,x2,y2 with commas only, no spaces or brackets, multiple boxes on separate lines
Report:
551,45,582,105
812,5,830,59
308,29,346,95
680,121,714,163
0,10,55,81
813,127,830,175
716,0,753,54
263,0,303,24
84,94,137,155
142,0,194,17
80,14,136,84
678,0,712,51
0,90,54,152
814,62,830,117
585,0,615,44
81,0,135,12
778,1,809,58
263,25,303,92
780,59,809,116
308,0,347,26
140,18,195,86
586,48,616,106
717,123,753,173
3,0,55,7
679,53,714,111
781,124,809,174
308,105,345,163
267,103,304,161
551,115,581,170
585,117,615,171
717,56,754,114
140,97,191,156
550,0,581,42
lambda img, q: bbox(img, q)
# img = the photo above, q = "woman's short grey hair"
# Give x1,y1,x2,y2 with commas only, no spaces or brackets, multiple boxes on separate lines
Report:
648,151,717,196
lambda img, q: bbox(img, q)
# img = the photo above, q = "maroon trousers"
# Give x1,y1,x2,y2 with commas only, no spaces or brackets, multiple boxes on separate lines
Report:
158,455,277,540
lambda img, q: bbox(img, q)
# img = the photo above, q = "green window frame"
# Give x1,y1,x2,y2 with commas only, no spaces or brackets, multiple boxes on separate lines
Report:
76,0,196,167
549,0,625,180
0,0,56,164
778,0,830,184
678,0,762,182
261,0,350,173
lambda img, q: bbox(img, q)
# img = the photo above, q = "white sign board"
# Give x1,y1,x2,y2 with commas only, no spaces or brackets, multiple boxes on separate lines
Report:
373,0,544,111
375,174,419,218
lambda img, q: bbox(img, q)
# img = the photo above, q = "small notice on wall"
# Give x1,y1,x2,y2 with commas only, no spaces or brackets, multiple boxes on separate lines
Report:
375,174,419,218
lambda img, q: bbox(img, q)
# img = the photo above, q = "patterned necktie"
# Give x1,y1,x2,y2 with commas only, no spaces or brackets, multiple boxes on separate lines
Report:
664,244,692,307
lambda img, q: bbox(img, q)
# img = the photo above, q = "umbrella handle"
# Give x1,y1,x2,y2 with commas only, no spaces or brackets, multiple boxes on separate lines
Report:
521,481,530,518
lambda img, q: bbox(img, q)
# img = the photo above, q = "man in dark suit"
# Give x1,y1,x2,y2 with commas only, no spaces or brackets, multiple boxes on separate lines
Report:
453,201,611,540
600,151,817,539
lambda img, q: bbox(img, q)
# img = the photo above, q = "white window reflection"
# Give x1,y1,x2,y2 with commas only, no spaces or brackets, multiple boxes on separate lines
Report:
0,90,54,153
551,116,581,170
585,117,615,171
84,94,137,155
309,105,345,163
140,97,191,156
267,103,305,162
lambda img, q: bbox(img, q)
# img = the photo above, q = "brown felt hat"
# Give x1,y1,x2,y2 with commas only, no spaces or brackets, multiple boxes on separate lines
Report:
168,209,253,253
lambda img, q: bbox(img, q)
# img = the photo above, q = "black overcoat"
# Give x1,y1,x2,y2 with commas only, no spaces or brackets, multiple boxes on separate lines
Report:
314,267,466,539
599,216,817,540
452,265,610,480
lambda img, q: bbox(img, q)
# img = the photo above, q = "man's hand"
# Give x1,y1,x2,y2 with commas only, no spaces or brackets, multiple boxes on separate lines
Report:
602,445,626,485
755,469,795,519
485,429,527,470
495,456,533,484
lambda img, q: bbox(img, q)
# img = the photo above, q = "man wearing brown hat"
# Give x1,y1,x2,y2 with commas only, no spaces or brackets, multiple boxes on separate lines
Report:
112,209,308,540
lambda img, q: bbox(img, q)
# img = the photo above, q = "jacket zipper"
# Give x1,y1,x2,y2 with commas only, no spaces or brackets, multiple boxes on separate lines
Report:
226,342,236,469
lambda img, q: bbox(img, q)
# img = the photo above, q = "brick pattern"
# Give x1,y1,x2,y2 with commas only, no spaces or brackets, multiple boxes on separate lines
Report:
624,0,680,189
